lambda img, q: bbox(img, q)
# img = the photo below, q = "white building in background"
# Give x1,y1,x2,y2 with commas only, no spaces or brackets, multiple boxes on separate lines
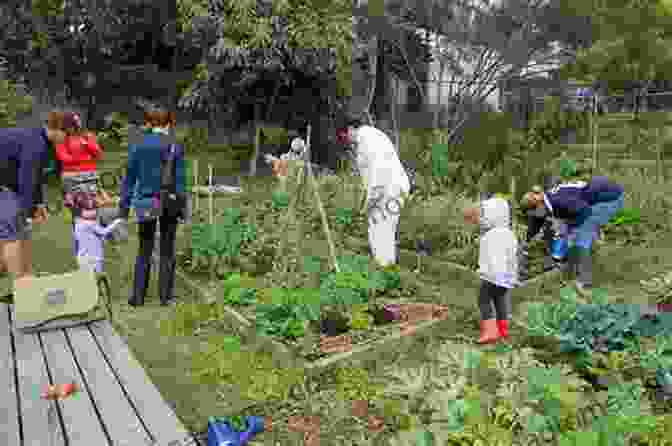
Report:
411,0,564,115
355,0,565,117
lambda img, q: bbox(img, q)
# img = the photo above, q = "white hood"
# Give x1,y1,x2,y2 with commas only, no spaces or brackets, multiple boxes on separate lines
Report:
478,198,518,288
480,197,511,233
353,126,410,198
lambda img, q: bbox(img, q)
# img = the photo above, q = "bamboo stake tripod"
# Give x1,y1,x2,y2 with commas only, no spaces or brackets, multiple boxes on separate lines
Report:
276,125,341,277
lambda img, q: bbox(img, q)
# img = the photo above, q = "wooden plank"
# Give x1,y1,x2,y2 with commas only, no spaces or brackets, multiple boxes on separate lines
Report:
88,321,190,446
65,324,151,446
10,305,67,446
39,329,109,446
605,159,672,168
0,304,21,446
558,143,628,150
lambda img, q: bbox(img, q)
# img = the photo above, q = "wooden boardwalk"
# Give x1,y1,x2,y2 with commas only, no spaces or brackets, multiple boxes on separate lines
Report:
0,303,198,446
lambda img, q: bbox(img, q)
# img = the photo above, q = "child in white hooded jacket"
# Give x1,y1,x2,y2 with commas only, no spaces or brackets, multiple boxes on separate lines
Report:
464,197,518,343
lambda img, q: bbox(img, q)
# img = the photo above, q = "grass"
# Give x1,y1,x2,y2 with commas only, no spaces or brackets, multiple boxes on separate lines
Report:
15,142,672,443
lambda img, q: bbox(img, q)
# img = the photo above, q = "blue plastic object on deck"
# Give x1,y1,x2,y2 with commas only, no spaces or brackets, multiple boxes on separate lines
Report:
207,416,265,446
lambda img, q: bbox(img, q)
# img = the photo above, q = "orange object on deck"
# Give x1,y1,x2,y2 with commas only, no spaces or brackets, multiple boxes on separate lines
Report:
41,382,79,400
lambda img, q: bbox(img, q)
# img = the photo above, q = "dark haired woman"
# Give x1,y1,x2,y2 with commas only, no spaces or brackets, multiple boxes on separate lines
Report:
118,111,186,306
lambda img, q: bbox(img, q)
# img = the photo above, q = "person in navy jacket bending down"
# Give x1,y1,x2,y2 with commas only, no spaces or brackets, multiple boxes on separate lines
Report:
521,176,624,296
0,111,74,294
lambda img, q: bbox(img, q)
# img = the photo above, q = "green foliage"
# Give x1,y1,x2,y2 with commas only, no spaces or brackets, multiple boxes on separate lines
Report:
628,335,672,372
609,208,642,226
524,97,591,152
160,301,214,337
191,340,304,401
176,125,208,156
260,126,288,145
335,366,383,402
559,0,672,92
0,69,33,128
559,158,578,178
177,0,208,33
97,112,129,151
301,255,323,274
525,286,672,364
271,191,290,210
220,273,257,305
431,143,451,178
190,208,257,261
349,304,372,330
254,288,320,339
31,0,65,18
524,286,583,337
318,255,401,307
334,207,354,227
453,112,518,173
320,270,370,306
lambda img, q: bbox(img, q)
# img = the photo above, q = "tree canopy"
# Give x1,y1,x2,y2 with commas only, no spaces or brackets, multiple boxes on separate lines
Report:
559,0,672,94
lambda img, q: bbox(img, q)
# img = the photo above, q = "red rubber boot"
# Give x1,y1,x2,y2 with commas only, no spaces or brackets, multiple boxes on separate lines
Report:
497,320,509,339
478,319,500,344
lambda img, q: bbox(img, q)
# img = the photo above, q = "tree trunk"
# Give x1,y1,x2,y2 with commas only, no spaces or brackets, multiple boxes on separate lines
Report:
350,18,378,121
373,36,390,131
249,103,262,176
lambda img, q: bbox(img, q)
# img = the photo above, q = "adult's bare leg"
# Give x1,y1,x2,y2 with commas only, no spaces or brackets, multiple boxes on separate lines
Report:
0,240,34,289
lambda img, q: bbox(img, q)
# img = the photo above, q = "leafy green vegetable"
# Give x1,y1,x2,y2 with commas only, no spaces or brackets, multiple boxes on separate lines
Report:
559,158,578,178
431,143,451,178
415,429,435,446
609,208,642,226
254,288,320,339
191,208,257,261
524,287,661,356
271,190,290,209
444,399,469,432
220,273,257,305
301,255,323,274
334,207,355,226
319,255,402,306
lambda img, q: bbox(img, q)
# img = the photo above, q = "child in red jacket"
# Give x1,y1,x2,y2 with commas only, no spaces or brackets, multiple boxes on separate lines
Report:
57,113,112,208
56,112,111,254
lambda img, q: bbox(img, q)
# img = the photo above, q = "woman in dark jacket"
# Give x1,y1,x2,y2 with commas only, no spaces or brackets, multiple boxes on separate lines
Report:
0,111,71,291
118,111,186,306
521,176,624,296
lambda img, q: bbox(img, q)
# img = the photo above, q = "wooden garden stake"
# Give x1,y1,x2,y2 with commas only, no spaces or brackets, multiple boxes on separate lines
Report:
275,125,340,277
656,127,663,184
276,156,306,278
208,164,214,225
194,159,199,218
592,96,599,172
305,124,340,273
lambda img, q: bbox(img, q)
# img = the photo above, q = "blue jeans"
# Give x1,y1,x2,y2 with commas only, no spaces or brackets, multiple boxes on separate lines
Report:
570,194,625,250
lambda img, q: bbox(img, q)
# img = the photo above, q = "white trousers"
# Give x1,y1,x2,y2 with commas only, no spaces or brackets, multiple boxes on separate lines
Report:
367,193,403,267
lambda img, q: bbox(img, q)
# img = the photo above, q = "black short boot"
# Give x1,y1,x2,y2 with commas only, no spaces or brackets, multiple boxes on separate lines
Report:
159,256,177,306
128,255,151,306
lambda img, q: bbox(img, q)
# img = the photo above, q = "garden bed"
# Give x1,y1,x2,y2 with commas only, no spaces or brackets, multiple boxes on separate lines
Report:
174,265,457,362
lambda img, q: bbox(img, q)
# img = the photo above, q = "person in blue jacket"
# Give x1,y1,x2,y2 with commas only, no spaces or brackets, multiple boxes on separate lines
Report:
0,111,72,292
521,176,624,296
118,111,186,306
